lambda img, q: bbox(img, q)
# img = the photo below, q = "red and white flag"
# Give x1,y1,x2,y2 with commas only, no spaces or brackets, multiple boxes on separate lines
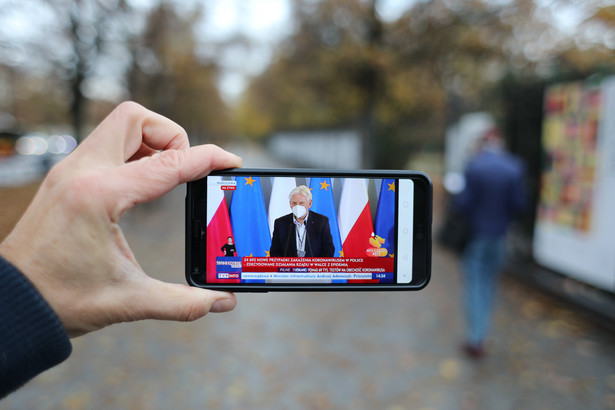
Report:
207,176,235,282
337,178,374,257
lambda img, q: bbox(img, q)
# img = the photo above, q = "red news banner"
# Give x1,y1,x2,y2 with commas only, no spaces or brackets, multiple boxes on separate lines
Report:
242,257,394,273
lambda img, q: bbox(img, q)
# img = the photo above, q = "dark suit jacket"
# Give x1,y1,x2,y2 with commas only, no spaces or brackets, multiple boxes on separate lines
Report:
455,148,526,237
269,211,335,257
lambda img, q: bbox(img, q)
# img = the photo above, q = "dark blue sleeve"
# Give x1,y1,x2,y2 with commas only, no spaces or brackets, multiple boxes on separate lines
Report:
453,167,476,215
0,255,72,399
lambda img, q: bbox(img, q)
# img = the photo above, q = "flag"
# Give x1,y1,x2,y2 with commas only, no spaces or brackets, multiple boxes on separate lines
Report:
374,179,396,257
206,176,236,282
309,177,343,257
268,177,297,236
337,178,374,257
230,176,271,257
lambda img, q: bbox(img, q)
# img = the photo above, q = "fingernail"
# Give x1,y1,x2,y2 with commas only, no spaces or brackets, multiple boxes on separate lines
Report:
211,297,236,313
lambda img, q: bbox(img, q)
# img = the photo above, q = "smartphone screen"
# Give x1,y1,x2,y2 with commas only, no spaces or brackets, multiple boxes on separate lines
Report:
186,169,431,291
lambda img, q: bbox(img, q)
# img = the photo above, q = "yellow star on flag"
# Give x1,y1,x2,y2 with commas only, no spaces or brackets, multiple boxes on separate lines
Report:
320,180,330,191
388,182,395,191
265,250,270,257
339,250,344,257
244,176,255,186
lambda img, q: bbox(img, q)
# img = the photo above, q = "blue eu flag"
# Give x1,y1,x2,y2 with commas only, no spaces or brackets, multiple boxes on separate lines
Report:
230,176,271,257
309,177,343,257
375,179,395,256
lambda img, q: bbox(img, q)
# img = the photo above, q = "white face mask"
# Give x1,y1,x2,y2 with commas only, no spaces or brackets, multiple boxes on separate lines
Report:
292,205,307,219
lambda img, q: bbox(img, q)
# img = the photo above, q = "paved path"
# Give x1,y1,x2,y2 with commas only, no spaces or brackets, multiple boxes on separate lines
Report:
4,142,615,409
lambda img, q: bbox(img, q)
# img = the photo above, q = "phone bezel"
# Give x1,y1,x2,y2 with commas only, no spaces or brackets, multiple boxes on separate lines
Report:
186,168,432,291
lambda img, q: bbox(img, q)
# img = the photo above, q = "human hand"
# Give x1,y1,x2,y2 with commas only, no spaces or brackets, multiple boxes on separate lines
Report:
0,102,241,337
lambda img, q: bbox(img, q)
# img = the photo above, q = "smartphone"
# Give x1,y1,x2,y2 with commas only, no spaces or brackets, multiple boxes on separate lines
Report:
186,168,432,291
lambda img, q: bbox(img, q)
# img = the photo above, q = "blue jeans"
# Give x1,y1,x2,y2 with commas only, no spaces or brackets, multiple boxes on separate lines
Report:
462,235,506,345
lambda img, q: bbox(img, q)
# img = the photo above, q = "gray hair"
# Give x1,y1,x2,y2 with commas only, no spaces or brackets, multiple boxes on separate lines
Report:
289,185,312,202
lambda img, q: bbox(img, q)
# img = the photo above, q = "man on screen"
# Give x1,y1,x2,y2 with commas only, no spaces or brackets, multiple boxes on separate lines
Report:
270,185,335,257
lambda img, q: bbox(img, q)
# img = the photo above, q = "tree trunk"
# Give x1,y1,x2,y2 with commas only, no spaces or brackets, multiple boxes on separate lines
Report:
359,0,383,169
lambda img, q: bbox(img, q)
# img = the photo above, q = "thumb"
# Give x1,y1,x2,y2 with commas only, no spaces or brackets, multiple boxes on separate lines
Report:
133,279,237,322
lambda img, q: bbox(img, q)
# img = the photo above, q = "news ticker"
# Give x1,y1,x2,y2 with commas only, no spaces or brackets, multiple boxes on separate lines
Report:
216,257,394,281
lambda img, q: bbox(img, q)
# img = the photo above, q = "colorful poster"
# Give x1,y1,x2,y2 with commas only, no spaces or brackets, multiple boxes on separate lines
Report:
538,82,600,232
533,78,615,292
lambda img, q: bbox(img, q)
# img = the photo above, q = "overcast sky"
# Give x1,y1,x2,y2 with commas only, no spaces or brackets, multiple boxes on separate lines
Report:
199,0,419,101
0,0,597,103
198,0,591,101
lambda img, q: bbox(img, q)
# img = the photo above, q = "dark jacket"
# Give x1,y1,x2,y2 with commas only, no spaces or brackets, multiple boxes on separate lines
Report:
269,211,335,257
456,148,527,237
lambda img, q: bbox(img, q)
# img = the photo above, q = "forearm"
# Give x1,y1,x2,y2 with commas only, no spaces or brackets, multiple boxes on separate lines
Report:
0,254,72,399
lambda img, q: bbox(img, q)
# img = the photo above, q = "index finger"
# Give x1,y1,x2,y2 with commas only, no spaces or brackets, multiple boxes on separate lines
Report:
105,144,242,218
78,101,190,165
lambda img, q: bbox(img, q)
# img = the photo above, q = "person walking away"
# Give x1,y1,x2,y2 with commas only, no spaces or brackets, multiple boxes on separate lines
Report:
455,128,526,359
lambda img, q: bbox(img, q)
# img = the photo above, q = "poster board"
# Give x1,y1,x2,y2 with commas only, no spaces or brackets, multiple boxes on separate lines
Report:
533,77,615,292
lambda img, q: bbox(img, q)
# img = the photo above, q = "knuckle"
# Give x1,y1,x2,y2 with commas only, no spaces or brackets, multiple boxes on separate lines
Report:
115,101,143,116
111,101,146,124
41,162,96,210
158,149,184,168
183,301,206,322
156,149,186,181
175,125,189,140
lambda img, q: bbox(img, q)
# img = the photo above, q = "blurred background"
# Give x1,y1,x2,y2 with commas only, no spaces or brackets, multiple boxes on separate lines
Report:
2,0,615,408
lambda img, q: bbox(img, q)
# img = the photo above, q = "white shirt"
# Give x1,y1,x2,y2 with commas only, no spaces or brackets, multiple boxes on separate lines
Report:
293,211,309,256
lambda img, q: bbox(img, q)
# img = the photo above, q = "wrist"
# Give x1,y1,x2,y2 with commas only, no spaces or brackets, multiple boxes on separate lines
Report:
0,234,71,335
